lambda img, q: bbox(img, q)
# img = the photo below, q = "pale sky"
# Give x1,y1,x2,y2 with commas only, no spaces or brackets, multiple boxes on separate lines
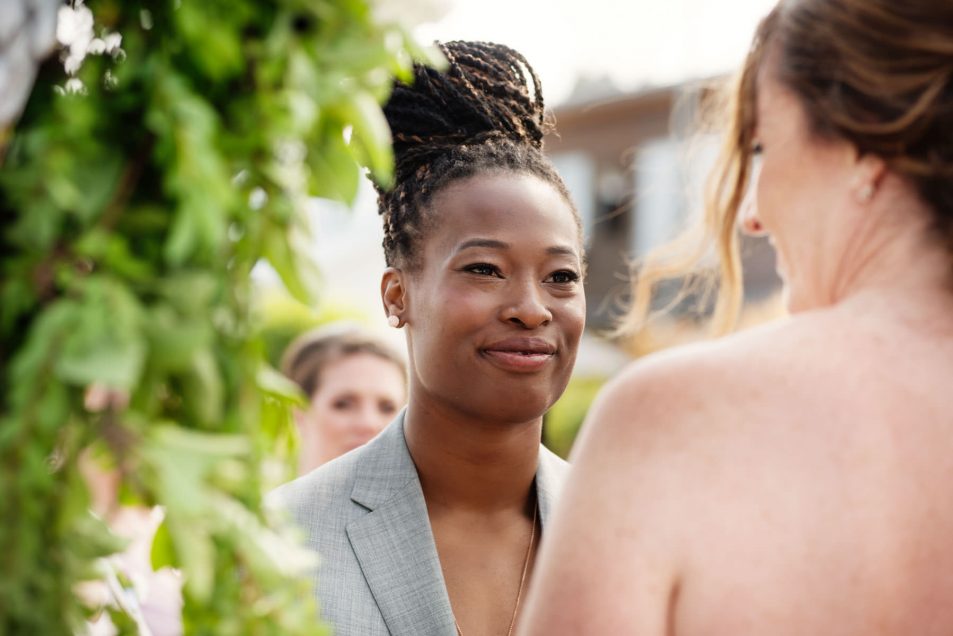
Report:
414,0,778,105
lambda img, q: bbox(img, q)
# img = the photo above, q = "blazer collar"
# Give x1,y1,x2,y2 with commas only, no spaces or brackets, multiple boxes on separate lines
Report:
347,412,457,635
346,411,569,636
349,411,420,510
535,443,568,528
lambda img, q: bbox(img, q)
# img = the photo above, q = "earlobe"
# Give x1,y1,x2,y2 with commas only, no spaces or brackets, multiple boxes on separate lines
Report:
858,152,887,182
381,267,408,328
851,151,887,203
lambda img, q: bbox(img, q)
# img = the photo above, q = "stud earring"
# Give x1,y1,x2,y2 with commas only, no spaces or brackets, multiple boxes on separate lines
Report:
859,183,875,202
387,315,401,328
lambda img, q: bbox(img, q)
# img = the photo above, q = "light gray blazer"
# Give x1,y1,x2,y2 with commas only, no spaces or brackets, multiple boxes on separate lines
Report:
270,411,570,636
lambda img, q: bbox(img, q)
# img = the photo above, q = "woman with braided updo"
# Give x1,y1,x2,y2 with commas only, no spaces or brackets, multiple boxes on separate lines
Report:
272,41,585,635
523,0,953,634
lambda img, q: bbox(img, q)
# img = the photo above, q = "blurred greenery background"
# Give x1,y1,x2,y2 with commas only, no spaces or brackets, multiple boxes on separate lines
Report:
0,0,441,632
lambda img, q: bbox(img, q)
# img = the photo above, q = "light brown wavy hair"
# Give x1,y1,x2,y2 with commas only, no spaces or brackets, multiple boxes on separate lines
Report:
618,0,953,336
281,325,406,399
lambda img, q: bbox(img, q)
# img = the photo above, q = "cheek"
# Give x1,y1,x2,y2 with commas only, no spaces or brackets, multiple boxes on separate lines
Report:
372,408,395,428
560,296,586,342
306,399,350,432
755,163,783,225
415,282,498,341
553,274,586,317
445,281,500,312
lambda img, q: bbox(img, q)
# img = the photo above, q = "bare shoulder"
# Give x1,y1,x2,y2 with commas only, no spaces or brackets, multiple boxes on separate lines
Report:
591,296,951,447
566,312,856,529
585,312,848,442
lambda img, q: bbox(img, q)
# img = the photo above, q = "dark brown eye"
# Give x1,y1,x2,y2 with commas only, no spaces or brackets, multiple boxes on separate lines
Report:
548,270,580,284
332,396,357,410
464,263,501,277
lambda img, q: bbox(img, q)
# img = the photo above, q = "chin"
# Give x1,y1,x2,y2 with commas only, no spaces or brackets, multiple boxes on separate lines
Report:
467,388,555,425
490,402,552,424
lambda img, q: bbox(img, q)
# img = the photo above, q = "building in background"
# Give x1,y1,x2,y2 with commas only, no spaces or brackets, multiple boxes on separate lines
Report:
546,77,782,331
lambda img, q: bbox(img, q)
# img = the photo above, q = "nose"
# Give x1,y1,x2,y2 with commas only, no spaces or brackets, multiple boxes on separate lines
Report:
739,187,766,236
352,404,384,436
500,278,552,329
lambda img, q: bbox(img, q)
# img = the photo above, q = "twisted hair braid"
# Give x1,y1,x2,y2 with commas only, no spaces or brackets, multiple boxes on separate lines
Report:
376,40,578,269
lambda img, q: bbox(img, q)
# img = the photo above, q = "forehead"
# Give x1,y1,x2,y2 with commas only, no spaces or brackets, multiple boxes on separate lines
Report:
424,172,581,258
319,353,405,390
756,72,790,117
754,46,804,131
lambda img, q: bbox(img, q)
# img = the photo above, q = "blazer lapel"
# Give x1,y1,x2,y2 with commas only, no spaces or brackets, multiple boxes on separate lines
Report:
345,414,457,636
536,445,569,529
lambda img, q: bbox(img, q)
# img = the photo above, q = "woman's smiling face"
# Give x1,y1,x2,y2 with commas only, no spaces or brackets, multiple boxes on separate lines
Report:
393,172,586,424
742,51,863,312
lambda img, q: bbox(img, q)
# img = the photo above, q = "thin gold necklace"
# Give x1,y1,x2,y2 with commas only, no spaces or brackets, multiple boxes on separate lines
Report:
453,500,538,636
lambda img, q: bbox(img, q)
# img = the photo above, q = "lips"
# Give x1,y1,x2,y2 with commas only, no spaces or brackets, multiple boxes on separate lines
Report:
481,337,556,373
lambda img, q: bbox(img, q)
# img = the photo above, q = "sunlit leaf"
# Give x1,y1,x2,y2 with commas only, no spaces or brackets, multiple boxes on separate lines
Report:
150,519,176,571
257,364,305,405
338,91,394,188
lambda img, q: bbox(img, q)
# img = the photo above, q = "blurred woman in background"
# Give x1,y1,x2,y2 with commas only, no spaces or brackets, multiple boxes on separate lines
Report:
281,325,406,474
522,0,953,634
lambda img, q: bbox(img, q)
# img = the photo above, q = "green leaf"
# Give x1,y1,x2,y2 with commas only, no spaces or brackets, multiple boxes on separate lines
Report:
257,364,305,405
75,153,125,225
150,426,250,466
54,278,146,391
309,127,362,204
145,305,215,373
173,2,247,82
400,28,449,72
150,519,176,571
336,92,394,189
170,517,215,603
182,349,224,427
262,222,321,305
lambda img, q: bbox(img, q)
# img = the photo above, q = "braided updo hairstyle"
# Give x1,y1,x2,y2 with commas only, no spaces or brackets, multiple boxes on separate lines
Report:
376,40,579,269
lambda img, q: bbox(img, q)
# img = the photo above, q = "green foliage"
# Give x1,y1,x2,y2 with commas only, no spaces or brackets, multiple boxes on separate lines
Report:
254,286,369,368
0,0,441,632
543,376,607,458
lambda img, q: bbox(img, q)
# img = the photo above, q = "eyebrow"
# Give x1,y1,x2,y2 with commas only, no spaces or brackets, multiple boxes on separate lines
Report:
546,245,579,258
455,238,579,258
456,238,508,252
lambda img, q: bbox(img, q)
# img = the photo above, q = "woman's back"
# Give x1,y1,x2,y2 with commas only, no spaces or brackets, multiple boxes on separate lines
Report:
521,289,953,635
667,292,953,634
548,288,953,635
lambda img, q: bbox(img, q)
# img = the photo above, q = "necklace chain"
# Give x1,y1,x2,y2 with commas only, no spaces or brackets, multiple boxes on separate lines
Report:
453,499,538,636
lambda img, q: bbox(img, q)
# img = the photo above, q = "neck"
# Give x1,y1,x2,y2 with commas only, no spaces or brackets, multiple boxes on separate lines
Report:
403,397,542,514
788,193,953,313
